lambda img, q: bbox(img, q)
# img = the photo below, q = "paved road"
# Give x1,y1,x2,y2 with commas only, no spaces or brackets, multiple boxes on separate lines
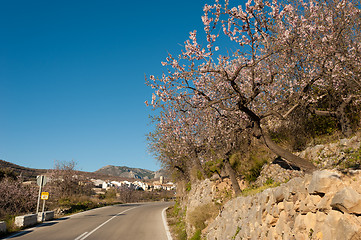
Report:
4,202,173,240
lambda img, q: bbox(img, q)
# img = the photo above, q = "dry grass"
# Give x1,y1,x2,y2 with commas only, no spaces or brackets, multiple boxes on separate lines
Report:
188,203,219,231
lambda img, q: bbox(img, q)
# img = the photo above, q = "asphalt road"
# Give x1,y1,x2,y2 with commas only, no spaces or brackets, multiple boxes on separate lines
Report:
4,202,173,240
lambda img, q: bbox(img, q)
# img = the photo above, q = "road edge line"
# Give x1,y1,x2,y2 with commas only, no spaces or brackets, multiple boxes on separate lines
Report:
162,207,173,240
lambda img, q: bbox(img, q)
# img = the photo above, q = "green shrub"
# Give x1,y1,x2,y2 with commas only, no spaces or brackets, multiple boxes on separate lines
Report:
196,170,204,181
228,147,270,184
265,178,274,185
185,182,192,192
305,115,338,137
167,199,187,240
341,146,361,169
232,227,241,240
2,215,20,234
243,159,268,183
204,159,223,178
190,229,202,240
104,189,117,200
241,181,281,197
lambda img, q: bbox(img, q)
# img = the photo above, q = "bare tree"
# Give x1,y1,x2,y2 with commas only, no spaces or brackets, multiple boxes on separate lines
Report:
48,160,92,199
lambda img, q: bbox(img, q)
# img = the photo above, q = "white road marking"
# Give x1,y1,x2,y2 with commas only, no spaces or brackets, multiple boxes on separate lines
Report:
75,206,138,240
74,231,88,240
162,207,173,240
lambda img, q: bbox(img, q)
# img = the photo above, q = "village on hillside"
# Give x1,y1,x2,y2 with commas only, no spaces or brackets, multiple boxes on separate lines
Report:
21,173,176,194
90,176,176,193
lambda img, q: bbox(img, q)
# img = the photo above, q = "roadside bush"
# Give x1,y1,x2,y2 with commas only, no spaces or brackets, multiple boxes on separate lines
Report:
189,230,202,240
56,195,108,215
167,200,187,240
104,188,117,200
0,177,37,220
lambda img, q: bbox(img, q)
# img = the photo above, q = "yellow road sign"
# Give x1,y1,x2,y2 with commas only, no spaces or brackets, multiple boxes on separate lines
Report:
41,192,49,200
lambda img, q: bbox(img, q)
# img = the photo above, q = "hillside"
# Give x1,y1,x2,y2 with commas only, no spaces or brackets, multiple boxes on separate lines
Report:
94,165,156,179
0,159,47,180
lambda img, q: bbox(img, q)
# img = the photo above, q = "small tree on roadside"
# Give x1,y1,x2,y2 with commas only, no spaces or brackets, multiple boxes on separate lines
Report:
48,160,93,199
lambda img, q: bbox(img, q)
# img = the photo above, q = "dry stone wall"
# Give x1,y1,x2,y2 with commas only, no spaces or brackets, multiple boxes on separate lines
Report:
256,135,361,187
206,170,361,240
184,179,215,236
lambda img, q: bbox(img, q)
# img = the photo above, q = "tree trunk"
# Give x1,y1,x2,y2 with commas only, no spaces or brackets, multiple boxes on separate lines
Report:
240,104,317,173
339,112,353,137
337,97,354,137
310,99,353,137
224,158,242,195
174,165,190,181
257,124,317,173
192,151,206,178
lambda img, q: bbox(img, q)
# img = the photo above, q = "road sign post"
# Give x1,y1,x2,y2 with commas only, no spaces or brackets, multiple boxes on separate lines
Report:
40,192,49,222
36,176,47,214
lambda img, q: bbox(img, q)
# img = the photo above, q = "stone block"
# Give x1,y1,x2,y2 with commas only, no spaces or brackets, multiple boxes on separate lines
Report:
294,212,317,234
37,211,54,222
287,177,306,194
15,214,37,228
275,211,289,235
307,170,342,194
321,210,343,240
316,192,334,213
314,212,327,233
284,201,294,213
0,221,6,233
299,195,321,213
335,214,361,240
331,187,361,214
273,186,290,203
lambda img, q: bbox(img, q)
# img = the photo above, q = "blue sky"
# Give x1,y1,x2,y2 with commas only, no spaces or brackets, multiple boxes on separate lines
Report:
0,0,207,172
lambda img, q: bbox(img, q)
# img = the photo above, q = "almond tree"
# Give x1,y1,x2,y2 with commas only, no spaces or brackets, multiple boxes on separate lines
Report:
148,104,207,182
147,0,360,178
271,0,361,137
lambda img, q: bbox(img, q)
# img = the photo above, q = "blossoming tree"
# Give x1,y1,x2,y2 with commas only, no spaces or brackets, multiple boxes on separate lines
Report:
147,0,361,184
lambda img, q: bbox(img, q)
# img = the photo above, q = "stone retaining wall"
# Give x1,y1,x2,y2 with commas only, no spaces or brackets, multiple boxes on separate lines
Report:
206,170,361,240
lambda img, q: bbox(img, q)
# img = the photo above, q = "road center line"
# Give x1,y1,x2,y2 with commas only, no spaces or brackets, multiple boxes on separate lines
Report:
75,206,138,240
74,232,88,240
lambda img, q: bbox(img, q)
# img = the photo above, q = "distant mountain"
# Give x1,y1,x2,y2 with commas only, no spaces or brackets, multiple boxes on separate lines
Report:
0,159,170,181
94,165,156,179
